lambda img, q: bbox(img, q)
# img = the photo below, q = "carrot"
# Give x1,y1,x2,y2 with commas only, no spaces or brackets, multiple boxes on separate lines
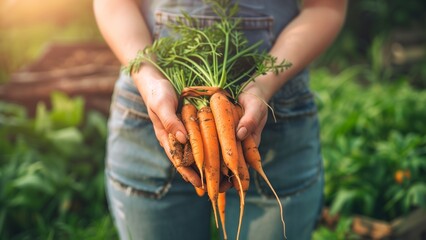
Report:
182,103,205,187
220,155,230,178
219,157,233,193
167,133,201,187
182,142,195,167
210,90,244,240
198,105,220,229
242,134,286,239
168,133,194,167
219,177,233,193
209,91,242,187
231,104,250,194
218,192,228,240
194,186,206,197
168,133,185,167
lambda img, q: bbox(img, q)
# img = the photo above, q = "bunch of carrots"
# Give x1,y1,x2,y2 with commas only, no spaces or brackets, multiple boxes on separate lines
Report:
126,1,292,239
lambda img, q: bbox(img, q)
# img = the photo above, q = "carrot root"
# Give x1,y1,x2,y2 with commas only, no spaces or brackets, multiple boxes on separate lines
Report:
210,91,245,240
168,133,184,167
194,186,205,197
198,106,221,229
243,135,286,239
182,103,205,188
218,192,228,240
182,142,195,167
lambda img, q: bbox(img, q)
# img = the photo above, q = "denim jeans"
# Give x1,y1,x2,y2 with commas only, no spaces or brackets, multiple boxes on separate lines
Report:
106,1,324,239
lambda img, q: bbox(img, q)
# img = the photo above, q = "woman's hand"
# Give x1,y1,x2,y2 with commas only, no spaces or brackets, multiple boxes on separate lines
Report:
236,81,269,145
133,65,202,187
94,0,203,187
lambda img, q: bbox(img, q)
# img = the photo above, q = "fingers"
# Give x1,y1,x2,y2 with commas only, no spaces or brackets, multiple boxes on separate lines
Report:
236,92,268,144
133,73,199,185
148,83,187,143
145,92,200,187
154,102,187,144
175,167,202,188
136,77,187,144
159,127,202,188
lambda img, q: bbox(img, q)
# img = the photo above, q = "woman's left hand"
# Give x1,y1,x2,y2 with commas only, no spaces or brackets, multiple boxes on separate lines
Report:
236,81,269,145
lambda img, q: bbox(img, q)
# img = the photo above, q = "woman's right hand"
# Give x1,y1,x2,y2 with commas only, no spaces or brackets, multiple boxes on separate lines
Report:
132,64,202,188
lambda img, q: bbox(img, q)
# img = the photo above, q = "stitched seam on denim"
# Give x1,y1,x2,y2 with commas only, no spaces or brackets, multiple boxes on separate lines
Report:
255,160,323,198
275,92,314,105
112,88,150,120
116,88,143,103
273,109,317,120
114,102,151,121
107,169,175,200
155,11,273,30
270,102,317,120
276,71,309,98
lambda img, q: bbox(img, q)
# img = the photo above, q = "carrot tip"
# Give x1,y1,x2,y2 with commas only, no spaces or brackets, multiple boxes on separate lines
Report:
212,202,219,229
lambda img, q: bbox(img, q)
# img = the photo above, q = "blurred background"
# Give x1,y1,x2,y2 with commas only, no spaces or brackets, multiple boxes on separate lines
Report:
0,1,425,239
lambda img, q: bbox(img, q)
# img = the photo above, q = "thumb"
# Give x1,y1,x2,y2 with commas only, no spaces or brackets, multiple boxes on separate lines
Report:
155,104,187,144
236,105,266,142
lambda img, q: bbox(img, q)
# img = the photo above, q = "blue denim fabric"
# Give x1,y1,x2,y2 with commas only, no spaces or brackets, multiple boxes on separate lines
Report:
106,1,324,239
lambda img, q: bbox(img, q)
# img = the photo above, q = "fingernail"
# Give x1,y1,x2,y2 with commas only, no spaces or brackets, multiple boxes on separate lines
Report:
176,131,187,144
237,127,248,140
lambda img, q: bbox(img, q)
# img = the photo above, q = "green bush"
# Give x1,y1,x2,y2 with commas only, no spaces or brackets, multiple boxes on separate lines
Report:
312,67,426,221
0,92,117,240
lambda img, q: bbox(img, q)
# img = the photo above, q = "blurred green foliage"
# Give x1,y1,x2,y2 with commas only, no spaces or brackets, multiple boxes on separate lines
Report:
312,67,426,221
0,93,117,239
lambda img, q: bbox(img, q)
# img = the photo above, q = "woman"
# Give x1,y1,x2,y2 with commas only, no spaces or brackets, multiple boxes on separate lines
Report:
93,0,347,239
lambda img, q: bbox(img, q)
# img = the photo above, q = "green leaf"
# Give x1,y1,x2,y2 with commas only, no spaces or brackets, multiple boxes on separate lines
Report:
85,111,107,139
0,101,27,127
406,183,426,208
47,127,83,154
35,102,51,133
330,189,357,215
11,174,55,195
50,92,84,128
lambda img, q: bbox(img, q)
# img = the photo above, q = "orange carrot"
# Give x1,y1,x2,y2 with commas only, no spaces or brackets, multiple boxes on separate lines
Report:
182,142,195,166
242,135,286,239
220,155,230,177
218,192,228,240
167,133,201,187
232,104,250,193
168,133,185,167
231,104,250,194
219,157,233,193
219,156,233,192
194,186,206,197
209,91,242,187
198,105,220,228
210,90,244,240
182,103,205,187
219,177,233,193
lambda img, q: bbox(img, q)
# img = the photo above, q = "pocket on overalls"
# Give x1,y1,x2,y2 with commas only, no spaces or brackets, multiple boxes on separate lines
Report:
107,75,175,200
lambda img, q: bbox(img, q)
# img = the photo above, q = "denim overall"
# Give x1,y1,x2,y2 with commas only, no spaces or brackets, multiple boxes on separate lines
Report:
106,1,324,239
